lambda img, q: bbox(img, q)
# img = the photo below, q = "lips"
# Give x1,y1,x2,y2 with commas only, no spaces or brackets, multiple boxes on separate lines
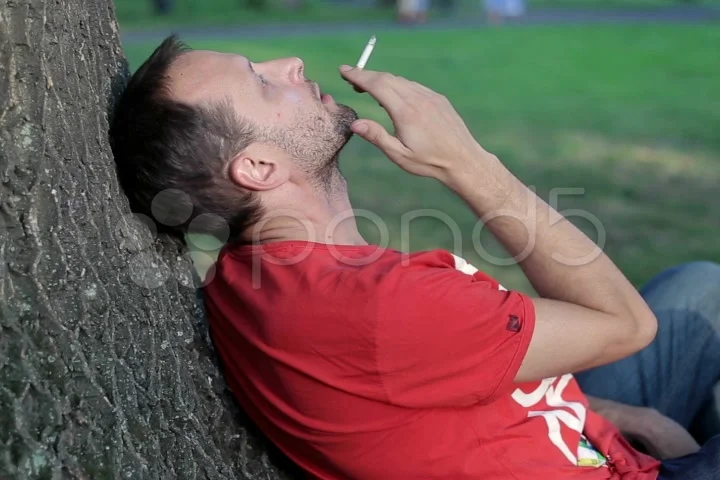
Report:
311,81,333,105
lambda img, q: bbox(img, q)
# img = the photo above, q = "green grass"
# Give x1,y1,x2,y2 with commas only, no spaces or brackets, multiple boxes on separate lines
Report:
532,0,719,7
116,0,720,31
124,25,720,292
116,0,395,30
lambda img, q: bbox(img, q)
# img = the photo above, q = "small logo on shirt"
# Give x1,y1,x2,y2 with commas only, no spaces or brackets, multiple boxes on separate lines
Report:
507,315,522,332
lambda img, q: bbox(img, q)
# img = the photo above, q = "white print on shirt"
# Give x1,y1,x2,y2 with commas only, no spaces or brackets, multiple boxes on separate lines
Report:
511,374,587,465
452,254,480,276
451,255,595,466
450,254,508,291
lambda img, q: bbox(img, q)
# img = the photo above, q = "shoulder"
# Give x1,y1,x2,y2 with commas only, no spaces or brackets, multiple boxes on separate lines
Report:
376,249,504,294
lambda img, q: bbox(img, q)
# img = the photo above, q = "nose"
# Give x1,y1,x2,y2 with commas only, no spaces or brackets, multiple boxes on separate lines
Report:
260,57,306,84
284,57,305,83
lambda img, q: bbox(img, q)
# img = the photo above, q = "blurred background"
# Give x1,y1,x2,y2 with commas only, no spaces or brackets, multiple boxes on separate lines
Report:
118,0,720,293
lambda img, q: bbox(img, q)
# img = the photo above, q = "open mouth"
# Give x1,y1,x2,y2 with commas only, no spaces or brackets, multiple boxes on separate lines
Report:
313,82,334,105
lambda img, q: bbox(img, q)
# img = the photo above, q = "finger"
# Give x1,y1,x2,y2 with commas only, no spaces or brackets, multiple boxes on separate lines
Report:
340,65,386,86
351,119,410,160
340,65,405,112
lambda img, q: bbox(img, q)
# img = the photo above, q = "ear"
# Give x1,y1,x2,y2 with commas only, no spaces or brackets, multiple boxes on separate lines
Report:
227,152,288,191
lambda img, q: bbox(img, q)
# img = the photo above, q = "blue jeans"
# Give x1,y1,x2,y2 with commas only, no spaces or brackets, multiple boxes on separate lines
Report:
574,262,720,480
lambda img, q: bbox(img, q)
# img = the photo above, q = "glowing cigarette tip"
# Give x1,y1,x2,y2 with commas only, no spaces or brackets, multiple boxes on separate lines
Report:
356,35,377,69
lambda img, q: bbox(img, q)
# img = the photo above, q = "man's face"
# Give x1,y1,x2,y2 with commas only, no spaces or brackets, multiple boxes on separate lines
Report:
168,50,358,175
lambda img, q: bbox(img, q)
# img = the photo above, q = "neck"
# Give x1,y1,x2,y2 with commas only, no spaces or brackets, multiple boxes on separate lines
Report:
248,168,367,246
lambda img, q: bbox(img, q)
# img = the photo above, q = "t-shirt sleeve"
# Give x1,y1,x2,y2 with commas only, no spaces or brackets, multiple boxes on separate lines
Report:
375,258,536,408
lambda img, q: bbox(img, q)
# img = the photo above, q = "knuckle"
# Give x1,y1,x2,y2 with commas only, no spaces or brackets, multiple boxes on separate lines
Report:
433,93,449,104
411,80,427,90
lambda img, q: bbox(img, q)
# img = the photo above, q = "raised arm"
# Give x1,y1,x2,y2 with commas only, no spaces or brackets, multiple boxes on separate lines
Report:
340,66,658,382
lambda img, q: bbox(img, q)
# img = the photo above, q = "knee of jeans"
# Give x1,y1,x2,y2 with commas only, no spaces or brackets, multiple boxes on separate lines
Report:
669,261,720,288
652,261,720,319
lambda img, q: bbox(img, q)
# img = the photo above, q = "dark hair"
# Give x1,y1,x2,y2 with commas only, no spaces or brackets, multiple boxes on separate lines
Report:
109,35,261,243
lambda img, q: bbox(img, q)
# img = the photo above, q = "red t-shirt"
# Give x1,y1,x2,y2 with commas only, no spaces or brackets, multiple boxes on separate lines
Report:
204,242,661,479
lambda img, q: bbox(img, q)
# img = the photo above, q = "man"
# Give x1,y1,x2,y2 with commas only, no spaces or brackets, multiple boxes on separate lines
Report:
110,36,720,479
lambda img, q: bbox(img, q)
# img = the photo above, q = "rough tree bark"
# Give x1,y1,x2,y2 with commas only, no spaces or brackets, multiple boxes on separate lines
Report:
0,1,292,479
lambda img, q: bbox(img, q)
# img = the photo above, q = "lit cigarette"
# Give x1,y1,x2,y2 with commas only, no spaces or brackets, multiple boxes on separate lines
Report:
356,35,377,69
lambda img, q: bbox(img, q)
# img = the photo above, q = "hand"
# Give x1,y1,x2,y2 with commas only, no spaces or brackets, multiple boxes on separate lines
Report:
588,396,701,460
629,408,701,460
339,65,497,186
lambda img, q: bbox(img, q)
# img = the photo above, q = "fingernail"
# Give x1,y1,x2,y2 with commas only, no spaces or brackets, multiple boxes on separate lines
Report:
352,122,368,134
340,65,352,72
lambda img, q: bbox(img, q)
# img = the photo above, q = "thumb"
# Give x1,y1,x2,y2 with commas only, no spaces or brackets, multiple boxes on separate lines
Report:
351,120,408,159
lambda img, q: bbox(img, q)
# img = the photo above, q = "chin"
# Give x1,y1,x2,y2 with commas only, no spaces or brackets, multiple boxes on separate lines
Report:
332,103,359,141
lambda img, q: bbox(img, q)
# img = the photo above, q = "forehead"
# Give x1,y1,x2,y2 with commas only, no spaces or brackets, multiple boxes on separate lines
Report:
167,50,251,104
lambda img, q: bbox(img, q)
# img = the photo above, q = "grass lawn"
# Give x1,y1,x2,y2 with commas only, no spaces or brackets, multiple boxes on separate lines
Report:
116,0,395,31
116,0,720,31
123,25,720,292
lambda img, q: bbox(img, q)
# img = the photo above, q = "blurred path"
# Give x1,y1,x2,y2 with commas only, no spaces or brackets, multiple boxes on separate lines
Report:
121,6,720,44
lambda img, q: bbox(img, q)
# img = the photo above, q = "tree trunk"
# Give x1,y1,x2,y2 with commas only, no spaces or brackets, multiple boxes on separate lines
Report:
0,1,292,479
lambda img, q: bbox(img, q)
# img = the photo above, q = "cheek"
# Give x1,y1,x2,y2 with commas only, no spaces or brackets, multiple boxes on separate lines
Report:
263,89,320,124
283,91,304,104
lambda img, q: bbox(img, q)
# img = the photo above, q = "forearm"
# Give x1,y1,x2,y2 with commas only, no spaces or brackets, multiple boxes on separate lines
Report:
447,154,656,334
